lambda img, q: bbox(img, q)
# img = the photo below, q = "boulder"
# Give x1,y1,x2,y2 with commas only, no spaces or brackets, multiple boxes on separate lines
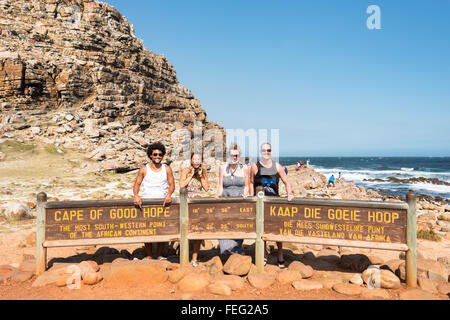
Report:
3,201,33,219
362,266,401,289
418,278,439,294
314,277,343,289
83,119,99,138
104,262,167,288
18,259,36,274
11,271,34,282
276,269,303,285
247,272,276,289
207,283,232,296
203,256,223,276
223,254,252,276
360,288,390,299
292,279,323,291
78,261,99,278
437,283,450,296
350,274,363,286
178,272,212,292
168,266,197,283
288,261,313,278
332,283,362,296
399,259,448,283
213,275,245,291
399,289,440,300
0,265,18,282
82,272,103,285
32,271,61,287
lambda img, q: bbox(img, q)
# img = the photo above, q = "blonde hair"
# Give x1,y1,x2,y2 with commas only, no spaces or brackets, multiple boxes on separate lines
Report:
228,143,241,156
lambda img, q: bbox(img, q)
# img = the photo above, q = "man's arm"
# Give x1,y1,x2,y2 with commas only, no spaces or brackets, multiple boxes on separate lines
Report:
163,165,175,206
133,166,146,208
277,163,293,201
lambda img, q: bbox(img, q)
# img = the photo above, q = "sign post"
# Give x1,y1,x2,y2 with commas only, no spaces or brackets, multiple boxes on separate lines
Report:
406,192,417,288
179,188,189,267
36,192,47,275
255,186,265,273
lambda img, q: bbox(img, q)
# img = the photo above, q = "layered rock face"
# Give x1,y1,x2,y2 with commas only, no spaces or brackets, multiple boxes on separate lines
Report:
0,0,224,171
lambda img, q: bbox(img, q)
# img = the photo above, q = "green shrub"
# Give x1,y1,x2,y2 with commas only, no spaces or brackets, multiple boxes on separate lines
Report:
417,229,442,241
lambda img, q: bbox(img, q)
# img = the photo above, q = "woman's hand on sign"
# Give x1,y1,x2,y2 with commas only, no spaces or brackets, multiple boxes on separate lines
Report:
134,195,142,209
287,194,294,201
163,194,172,207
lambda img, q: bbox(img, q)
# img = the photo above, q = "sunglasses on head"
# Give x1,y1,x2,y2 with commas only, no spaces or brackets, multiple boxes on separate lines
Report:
152,152,163,157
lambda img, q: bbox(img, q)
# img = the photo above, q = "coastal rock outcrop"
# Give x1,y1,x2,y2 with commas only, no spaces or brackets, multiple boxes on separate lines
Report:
0,0,224,172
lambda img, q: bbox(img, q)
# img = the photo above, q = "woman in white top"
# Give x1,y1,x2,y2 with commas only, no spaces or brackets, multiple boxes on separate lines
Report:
133,142,175,259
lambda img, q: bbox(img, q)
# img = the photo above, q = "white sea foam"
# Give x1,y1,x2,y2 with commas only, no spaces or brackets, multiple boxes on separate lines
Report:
313,165,450,198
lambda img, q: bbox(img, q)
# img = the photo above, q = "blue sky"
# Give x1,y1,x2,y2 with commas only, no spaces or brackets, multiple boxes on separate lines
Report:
104,0,450,157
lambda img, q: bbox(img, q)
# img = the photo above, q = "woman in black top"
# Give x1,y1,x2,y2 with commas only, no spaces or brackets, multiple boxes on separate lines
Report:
250,143,293,268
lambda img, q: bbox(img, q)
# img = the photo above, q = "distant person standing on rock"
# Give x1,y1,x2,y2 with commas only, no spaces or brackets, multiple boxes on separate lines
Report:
328,175,335,188
133,142,175,260
250,142,293,269
179,153,210,267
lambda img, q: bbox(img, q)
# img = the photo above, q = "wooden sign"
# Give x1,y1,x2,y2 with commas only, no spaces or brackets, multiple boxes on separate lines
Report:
264,201,407,244
188,200,256,235
45,202,180,242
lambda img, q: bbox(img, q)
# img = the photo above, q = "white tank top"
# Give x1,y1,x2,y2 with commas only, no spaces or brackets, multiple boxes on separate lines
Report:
141,164,168,199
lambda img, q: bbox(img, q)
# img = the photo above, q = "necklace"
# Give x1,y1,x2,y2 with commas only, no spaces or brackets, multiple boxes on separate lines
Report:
229,164,238,179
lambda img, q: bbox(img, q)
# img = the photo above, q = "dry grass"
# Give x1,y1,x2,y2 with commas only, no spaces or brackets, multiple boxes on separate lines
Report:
417,229,442,241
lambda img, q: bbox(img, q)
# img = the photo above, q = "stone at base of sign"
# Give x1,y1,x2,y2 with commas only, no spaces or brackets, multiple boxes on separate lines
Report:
314,277,343,289
104,262,168,288
292,279,323,291
32,271,60,287
398,259,448,283
288,261,313,279
168,266,199,284
223,254,252,276
213,275,245,291
203,256,223,276
178,272,211,292
207,283,232,296
332,283,362,296
418,278,439,294
83,272,103,285
399,289,440,300
361,266,401,289
247,272,276,289
437,283,450,296
350,274,363,286
18,259,36,274
360,288,390,299
277,269,303,284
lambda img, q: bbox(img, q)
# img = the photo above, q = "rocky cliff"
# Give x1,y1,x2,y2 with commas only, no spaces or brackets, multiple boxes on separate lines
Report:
0,0,224,172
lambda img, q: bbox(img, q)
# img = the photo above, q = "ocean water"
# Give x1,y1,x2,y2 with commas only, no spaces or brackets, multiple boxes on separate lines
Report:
279,157,450,201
